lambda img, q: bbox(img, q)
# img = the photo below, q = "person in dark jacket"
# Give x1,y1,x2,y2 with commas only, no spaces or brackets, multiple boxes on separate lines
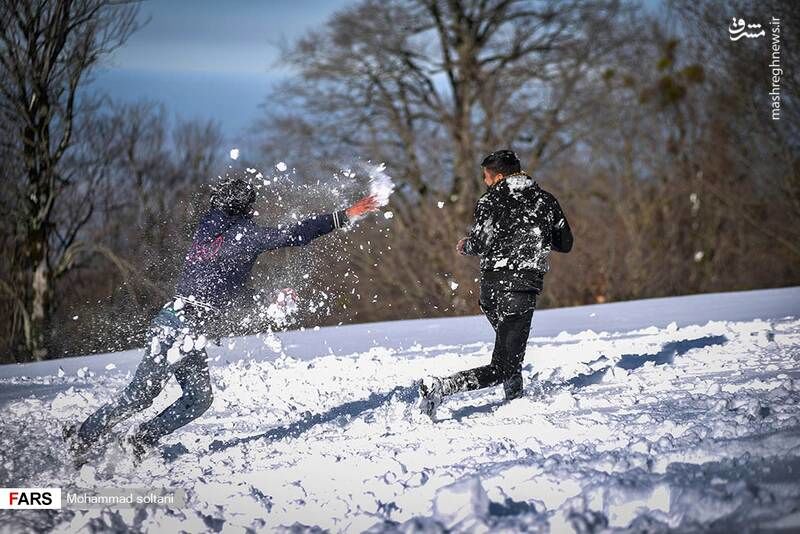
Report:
66,176,379,460
419,150,573,417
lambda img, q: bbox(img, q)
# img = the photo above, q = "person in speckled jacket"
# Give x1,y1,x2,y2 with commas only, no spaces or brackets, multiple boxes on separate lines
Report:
65,175,379,461
419,150,573,417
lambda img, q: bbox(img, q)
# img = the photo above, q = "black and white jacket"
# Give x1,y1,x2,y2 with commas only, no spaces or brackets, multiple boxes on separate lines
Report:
463,174,573,291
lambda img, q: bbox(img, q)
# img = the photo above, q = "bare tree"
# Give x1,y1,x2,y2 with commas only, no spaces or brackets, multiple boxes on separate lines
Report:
252,0,639,319
0,0,140,360
261,0,632,214
45,102,223,359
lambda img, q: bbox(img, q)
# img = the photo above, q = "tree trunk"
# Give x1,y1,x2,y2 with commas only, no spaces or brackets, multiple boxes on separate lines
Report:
28,251,52,361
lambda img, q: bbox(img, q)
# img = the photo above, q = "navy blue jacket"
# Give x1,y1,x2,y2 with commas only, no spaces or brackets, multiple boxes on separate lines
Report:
175,208,348,308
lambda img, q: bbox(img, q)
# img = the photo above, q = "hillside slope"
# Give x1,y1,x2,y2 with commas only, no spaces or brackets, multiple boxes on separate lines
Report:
1,287,799,532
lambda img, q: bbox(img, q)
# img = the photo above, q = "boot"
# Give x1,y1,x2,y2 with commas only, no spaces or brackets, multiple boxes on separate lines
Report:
125,428,159,464
503,373,524,401
63,423,93,467
418,377,445,419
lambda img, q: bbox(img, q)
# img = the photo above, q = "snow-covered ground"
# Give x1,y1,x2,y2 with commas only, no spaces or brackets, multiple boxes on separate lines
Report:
1,287,799,532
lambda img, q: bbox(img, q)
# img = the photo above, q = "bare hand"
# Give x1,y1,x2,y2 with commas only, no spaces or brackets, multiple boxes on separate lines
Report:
456,237,468,255
346,195,380,219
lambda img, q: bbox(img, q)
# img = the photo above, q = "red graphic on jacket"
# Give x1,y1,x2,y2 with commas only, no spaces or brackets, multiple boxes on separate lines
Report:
186,235,224,263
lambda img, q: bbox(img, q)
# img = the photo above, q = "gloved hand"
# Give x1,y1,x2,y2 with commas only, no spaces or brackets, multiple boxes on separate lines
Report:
346,195,380,219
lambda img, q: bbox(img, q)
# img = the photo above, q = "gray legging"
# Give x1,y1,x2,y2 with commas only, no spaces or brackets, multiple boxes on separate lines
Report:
78,301,214,445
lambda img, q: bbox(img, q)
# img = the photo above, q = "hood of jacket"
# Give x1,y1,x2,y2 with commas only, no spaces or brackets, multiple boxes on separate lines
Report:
491,173,541,202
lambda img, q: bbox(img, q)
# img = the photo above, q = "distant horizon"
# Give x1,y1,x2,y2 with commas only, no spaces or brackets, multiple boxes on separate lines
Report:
90,0,353,139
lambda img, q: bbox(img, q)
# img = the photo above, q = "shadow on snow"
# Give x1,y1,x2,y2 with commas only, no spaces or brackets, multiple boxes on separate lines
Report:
207,335,727,451
208,385,418,452
448,335,728,421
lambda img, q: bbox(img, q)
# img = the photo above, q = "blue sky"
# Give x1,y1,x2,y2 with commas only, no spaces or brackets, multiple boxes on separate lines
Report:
90,0,353,143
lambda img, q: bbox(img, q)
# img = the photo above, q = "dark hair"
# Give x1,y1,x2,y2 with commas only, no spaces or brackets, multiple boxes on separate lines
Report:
481,149,521,175
210,176,256,215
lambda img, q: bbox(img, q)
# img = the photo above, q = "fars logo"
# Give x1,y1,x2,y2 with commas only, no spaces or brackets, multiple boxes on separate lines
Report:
0,488,61,509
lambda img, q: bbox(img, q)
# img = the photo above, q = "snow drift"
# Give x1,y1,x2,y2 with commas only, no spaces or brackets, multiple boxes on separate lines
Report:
0,287,798,532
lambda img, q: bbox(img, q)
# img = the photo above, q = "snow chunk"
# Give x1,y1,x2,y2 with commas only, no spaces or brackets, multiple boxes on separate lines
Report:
493,258,509,268
266,288,299,328
433,477,489,530
507,174,533,192
149,335,161,356
383,211,394,219
276,161,288,172
166,346,182,364
229,148,240,160
368,163,395,207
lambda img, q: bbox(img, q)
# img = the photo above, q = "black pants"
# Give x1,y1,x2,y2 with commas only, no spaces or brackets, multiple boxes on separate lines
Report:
444,285,536,396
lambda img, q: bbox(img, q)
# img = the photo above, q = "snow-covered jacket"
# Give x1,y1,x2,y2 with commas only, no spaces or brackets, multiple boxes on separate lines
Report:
463,174,572,289
175,207,348,308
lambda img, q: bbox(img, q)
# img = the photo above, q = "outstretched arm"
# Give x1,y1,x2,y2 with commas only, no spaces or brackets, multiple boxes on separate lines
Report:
252,195,379,252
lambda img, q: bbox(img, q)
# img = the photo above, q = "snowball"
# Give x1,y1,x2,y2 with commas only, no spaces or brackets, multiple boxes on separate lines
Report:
276,161,288,172
266,288,300,328
229,148,240,160
437,201,445,209
383,211,394,219
450,281,459,290
368,163,395,207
